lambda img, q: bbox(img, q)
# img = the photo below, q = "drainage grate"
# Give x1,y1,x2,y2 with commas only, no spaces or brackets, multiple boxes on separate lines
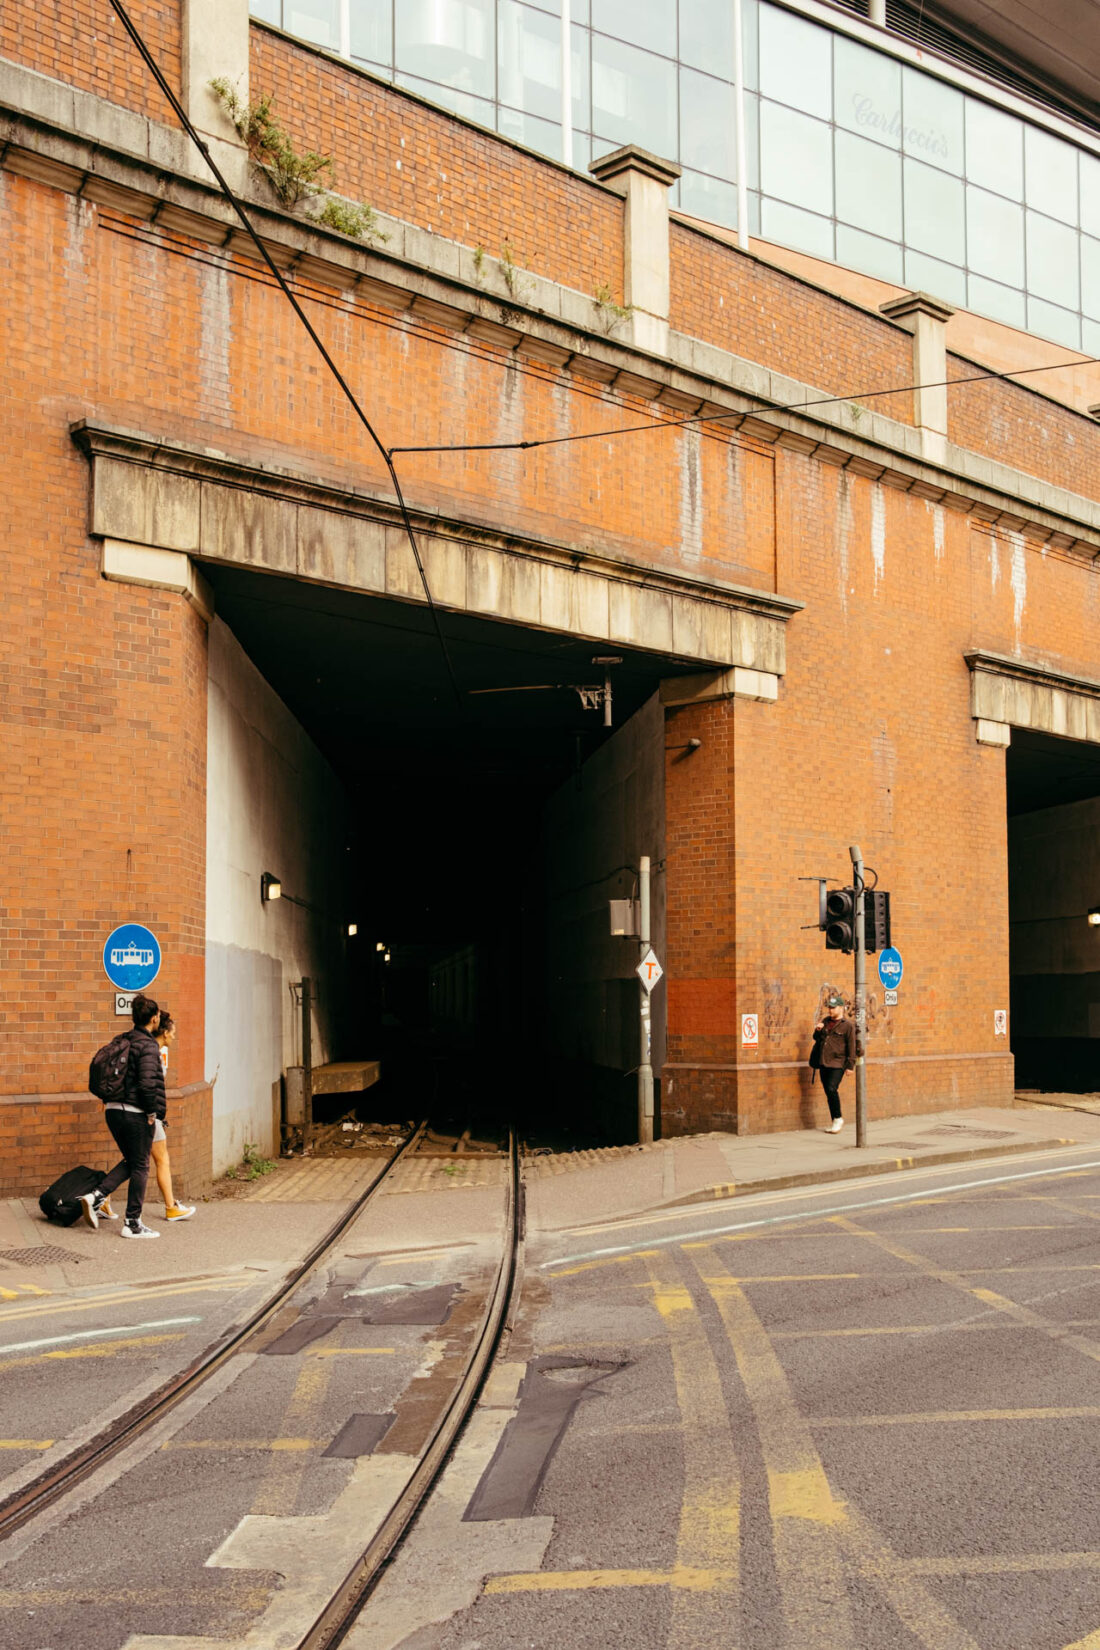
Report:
0,1245,83,1267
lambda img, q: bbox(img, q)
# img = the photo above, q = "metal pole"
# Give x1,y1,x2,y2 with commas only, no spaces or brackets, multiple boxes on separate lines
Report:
868,0,887,26
638,856,654,1144
732,0,749,251
301,976,313,1155
849,846,867,1147
561,0,573,168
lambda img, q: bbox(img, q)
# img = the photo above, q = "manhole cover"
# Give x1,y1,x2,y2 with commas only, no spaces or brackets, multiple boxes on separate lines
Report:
0,1245,82,1266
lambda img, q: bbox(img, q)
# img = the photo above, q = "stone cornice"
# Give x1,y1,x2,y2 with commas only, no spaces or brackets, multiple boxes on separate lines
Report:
3,56,1098,559
965,649,1100,702
72,419,803,628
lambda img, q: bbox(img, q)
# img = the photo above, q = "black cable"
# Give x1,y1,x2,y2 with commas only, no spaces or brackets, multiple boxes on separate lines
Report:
390,351,1100,458
105,0,461,705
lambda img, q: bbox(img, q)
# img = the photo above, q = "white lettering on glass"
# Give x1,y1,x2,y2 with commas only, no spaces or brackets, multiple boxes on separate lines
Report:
852,94,950,162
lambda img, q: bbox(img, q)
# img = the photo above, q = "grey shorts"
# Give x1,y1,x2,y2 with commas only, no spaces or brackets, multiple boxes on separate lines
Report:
152,1118,167,1144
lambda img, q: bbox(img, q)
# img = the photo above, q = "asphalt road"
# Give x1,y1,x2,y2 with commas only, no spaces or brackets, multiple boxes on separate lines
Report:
363,1145,1100,1650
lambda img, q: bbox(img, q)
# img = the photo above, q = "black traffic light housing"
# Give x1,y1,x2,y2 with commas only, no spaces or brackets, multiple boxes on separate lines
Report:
825,887,857,951
863,889,891,954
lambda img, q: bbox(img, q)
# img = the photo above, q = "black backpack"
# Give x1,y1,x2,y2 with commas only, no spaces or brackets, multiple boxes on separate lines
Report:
40,1165,104,1226
89,1032,132,1102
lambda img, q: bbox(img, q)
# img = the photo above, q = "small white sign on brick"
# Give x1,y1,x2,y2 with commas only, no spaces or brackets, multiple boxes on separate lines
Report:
741,1013,759,1047
994,1009,1008,1036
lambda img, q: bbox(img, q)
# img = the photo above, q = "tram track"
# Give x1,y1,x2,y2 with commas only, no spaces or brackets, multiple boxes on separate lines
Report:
0,1119,427,1542
0,1120,524,1650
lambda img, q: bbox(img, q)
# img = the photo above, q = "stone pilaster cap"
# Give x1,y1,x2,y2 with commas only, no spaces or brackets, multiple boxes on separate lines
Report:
589,144,682,191
879,291,956,326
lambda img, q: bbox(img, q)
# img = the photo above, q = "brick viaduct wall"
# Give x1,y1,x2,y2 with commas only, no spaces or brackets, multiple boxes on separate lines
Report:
2,12,1100,1165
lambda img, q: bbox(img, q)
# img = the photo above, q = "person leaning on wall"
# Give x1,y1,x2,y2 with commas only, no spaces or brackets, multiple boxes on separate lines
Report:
811,994,857,1135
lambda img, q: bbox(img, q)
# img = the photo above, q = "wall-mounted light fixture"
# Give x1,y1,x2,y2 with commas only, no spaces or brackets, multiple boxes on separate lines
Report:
261,872,282,903
667,737,703,754
1089,908,1100,926
347,923,358,937
375,940,386,953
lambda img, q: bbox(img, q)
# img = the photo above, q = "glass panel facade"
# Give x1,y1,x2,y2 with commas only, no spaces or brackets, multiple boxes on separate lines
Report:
254,0,1100,351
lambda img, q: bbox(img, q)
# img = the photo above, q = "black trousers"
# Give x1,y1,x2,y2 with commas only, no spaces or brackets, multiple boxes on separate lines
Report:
820,1065,845,1121
98,1109,152,1224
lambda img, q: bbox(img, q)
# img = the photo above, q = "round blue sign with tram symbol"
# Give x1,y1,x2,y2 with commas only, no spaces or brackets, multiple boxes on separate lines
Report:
102,924,162,992
878,946,903,990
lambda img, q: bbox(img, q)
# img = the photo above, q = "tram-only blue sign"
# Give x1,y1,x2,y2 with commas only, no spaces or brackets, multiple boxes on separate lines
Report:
878,946,903,990
102,923,161,992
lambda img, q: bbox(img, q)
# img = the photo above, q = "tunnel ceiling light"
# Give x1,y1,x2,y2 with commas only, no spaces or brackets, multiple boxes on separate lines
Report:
1089,908,1100,926
376,941,386,952
347,923,358,937
261,872,282,903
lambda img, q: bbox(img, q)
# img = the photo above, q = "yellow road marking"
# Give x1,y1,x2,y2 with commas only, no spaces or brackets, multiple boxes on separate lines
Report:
0,1275,252,1326
899,1552,1100,1576
814,1406,1100,1427
831,1214,1100,1372
0,1439,53,1450
1063,1632,1100,1649
695,1248,984,1650
251,1352,333,1516
485,1566,736,1594
305,1346,396,1357
644,1251,740,1646
0,1283,50,1300
163,1437,321,1452
0,1331,185,1374
549,1250,660,1277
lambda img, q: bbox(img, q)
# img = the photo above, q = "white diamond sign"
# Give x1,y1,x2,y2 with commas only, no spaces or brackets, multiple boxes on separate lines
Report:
636,948,663,992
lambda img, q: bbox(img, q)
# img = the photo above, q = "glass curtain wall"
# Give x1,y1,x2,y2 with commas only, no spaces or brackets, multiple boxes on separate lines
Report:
251,0,1100,352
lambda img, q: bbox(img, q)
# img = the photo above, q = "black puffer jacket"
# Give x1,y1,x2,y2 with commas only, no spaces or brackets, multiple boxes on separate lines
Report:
123,1027,167,1120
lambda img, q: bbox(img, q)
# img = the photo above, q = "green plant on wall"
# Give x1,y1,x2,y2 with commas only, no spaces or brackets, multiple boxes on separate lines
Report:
210,77,332,207
592,281,633,334
499,240,532,303
314,197,389,244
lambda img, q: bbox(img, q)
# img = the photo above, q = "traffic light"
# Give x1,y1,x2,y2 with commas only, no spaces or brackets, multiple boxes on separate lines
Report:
864,889,891,953
825,887,856,951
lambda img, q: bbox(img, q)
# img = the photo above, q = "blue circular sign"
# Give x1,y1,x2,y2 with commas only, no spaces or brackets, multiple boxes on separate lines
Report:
878,946,903,990
102,923,162,991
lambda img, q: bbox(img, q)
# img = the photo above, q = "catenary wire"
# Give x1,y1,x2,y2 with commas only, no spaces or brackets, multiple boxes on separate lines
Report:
104,0,462,704
390,352,1100,457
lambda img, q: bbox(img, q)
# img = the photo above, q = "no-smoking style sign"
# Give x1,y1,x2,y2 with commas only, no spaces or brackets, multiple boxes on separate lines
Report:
741,1013,759,1047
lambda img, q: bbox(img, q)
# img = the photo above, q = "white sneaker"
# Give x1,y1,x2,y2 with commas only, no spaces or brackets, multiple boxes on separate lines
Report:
121,1219,160,1239
824,1118,844,1134
78,1191,100,1230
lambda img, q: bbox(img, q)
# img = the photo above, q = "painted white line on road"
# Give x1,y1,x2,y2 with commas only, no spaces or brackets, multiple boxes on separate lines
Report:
0,1317,201,1357
541,1156,1100,1271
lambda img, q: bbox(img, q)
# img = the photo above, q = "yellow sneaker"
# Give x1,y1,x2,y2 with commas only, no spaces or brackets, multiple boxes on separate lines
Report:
165,1204,196,1221
98,1196,119,1220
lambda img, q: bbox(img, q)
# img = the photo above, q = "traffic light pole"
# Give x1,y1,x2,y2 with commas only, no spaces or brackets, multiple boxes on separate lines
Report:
638,855,654,1145
849,844,868,1147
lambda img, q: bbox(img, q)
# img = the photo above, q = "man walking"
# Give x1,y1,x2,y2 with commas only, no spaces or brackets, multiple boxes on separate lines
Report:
812,994,856,1135
80,993,164,1238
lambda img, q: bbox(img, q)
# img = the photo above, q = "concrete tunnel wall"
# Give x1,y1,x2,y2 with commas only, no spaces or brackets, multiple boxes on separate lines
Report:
542,693,666,1140
205,618,348,1172
1009,792,1100,1088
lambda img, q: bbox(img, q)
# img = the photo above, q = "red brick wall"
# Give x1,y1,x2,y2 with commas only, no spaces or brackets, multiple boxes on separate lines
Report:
0,0,181,120
947,356,1100,500
1,178,207,1112
0,1082,213,1200
250,24,623,303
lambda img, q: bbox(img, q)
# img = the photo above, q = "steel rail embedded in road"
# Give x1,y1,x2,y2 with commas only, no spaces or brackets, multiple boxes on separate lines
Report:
0,1120,429,1541
299,1130,523,1650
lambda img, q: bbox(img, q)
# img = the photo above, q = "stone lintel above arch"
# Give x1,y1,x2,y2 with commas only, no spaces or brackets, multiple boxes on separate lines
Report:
73,421,802,678
966,650,1100,747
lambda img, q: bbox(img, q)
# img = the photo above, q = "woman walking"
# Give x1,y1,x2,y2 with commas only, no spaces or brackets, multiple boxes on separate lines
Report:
152,1010,195,1222
80,993,164,1238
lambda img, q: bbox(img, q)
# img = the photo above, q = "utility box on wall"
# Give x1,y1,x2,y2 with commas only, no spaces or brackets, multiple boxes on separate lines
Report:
609,899,639,936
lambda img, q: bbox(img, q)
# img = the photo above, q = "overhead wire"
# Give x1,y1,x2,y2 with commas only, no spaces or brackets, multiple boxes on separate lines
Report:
104,0,462,705
390,351,1100,458
104,0,1099,623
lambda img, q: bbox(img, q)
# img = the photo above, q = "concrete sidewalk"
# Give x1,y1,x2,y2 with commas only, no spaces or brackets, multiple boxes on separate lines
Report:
526,1103,1100,1232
